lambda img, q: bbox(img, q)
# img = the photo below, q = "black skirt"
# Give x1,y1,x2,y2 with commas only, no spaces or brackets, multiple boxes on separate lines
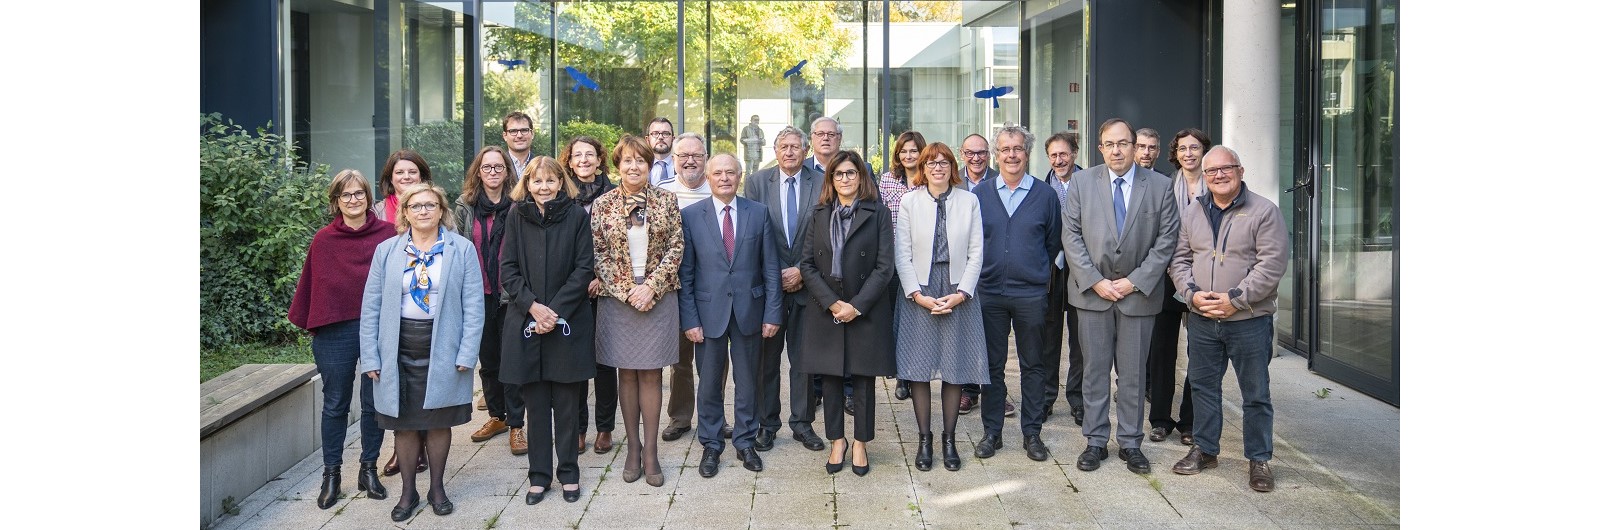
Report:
376,318,472,430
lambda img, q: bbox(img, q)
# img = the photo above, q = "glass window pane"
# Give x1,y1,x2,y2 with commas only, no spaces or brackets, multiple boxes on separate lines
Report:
483,1,557,160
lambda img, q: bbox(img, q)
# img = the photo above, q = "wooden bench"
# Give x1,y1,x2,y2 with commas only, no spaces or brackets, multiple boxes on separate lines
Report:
201,363,336,528
201,364,318,437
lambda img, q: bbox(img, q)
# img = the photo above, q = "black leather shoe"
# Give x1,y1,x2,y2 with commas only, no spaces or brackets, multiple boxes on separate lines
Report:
754,428,775,451
1076,446,1109,471
1180,431,1195,446
1249,460,1275,492
895,380,910,400
737,447,764,472
914,433,934,471
1023,435,1050,462
844,396,856,416
1119,448,1152,474
390,491,420,522
698,447,722,478
1172,446,1218,475
793,429,826,451
562,485,582,502
974,434,1002,459
317,468,341,509
1149,427,1171,442
430,495,454,516
941,432,961,471
721,424,733,439
357,461,387,500
1071,406,1085,426
662,424,692,442
1044,404,1054,418
525,488,546,505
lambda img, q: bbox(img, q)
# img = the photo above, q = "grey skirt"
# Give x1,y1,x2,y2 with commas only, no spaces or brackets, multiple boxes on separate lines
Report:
894,262,989,385
376,318,472,430
594,291,680,370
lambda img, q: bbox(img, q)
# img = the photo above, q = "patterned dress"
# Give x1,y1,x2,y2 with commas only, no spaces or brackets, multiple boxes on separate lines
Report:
894,188,987,384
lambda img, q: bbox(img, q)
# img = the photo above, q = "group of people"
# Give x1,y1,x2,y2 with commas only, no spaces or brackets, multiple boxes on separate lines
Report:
285,111,1289,522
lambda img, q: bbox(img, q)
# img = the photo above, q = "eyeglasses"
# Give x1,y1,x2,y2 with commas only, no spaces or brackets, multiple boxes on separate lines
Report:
1201,164,1241,176
480,164,507,173
1047,152,1075,160
961,150,989,158
647,131,674,138
997,146,1027,155
812,131,841,139
673,153,706,161
924,160,952,168
1135,144,1160,153
832,169,860,181
1100,141,1132,150
504,128,533,136
338,190,367,202
1175,145,1205,154
407,202,441,213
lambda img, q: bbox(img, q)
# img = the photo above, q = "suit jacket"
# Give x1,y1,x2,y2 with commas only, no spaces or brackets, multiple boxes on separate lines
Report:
744,164,823,310
955,166,999,191
359,228,484,417
1061,164,1180,316
803,156,876,182
678,196,784,338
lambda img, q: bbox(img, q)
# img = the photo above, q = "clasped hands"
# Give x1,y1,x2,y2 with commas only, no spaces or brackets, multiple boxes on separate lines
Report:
911,291,966,315
585,278,659,312
526,302,561,335
1191,291,1239,319
828,300,861,323
1092,278,1137,302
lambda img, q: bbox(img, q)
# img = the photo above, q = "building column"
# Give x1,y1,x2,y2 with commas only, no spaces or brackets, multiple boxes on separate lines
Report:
1220,0,1280,205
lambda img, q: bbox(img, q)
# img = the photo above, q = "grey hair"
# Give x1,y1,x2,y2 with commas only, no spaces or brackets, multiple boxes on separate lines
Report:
673,132,707,154
994,124,1035,153
810,115,840,132
1201,145,1242,170
775,125,807,150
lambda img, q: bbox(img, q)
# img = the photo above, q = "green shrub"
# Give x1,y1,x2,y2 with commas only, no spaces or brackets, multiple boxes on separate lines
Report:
402,120,466,198
558,120,626,154
199,113,328,348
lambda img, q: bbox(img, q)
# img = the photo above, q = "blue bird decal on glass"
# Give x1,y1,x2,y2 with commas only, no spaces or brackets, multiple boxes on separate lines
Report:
974,86,1015,108
783,60,808,79
565,66,601,93
496,59,528,70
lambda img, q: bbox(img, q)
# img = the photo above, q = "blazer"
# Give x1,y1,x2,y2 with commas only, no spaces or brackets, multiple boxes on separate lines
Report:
795,200,897,377
1061,164,1181,316
803,156,876,182
955,166,999,191
590,184,684,303
744,164,824,310
498,196,597,384
894,187,984,297
677,196,784,338
358,228,484,417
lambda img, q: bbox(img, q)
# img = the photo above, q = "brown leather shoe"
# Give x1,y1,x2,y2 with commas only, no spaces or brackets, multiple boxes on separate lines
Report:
509,428,528,456
1249,460,1275,492
1171,446,1218,475
476,395,488,411
593,431,614,454
1179,431,1195,445
471,417,508,442
578,432,588,454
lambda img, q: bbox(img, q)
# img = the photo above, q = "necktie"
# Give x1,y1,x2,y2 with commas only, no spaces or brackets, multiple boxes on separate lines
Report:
784,176,798,245
722,205,736,261
653,160,668,183
1113,177,1127,236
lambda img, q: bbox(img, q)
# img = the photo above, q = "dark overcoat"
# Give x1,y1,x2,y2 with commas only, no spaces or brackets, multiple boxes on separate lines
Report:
795,199,897,377
498,195,597,384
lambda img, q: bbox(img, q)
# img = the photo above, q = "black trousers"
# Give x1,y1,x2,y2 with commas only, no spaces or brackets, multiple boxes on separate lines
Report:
521,380,583,488
980,293,1050,437
667,335,696,430
821,374,875,441
763,298,819,434
480,296,525,427
1146,308,1194,431
1042,263,1085,411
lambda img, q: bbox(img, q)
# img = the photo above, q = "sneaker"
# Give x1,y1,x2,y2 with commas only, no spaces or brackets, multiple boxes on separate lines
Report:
1003,399,1016,417
957,395,976,415
470,417,508,442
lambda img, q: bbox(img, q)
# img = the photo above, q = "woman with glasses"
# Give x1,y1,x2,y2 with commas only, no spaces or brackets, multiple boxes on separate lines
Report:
374,149,434,223
560,136,619,455
1145,128,1214,447
360,184,484,521
455,146,526,456
289,169,395,509
590,135,684,487
796,150,896,477
891,143,987,472
880,131,924,402
500,156,596,505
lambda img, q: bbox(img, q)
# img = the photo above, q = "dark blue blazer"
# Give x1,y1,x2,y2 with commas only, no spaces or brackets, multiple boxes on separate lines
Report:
678,196,784,338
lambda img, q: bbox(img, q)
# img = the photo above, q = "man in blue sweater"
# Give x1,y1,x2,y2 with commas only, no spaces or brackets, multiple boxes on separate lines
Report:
971,124,1062,462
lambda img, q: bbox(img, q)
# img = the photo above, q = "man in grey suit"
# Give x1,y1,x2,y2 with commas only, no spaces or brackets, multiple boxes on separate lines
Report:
680,154,784,478
1062,118,1180,475
742,126,828,452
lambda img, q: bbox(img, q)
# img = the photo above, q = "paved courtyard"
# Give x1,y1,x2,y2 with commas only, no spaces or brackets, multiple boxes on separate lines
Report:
210,333,1399,529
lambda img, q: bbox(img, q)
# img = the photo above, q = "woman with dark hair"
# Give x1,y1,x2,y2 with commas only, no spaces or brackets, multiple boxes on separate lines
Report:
374,149,435,222
456,146,528,456
500,156,596,505
881,130,925,401
892,143,988,472
1167,128,1213,209
289,169,395,509
796,150,896,477
589,135,684,487
360,184,483,521
560,135,619,455
1146,128,1214,446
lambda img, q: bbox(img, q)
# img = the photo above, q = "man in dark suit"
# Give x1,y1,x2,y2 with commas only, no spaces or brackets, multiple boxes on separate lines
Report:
1042,132,1086,427
743,126,828,452
802,116,875,181
679,154,784,478
970,125,1061,463
1061,118,1181,475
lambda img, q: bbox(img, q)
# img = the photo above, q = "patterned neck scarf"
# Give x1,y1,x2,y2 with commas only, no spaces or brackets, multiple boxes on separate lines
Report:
828,201,856,280
622,185,650,227
404,227,446,313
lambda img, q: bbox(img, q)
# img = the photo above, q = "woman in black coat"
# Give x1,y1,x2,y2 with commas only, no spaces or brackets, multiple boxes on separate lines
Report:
499,156,596,505
796,150,897,477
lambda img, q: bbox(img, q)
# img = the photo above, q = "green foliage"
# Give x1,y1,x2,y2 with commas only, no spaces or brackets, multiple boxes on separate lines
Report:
559,120,627,154
402,121,467,197
201,337,315,382
710,139,737,159
200,113,328,349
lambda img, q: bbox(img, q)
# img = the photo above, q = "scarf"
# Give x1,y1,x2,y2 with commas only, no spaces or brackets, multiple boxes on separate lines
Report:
573,172,613,210
382,194,401,223
931,187,953,264
621,185,650,222
404,227,446,313
472,189,513,291
828,201,855,280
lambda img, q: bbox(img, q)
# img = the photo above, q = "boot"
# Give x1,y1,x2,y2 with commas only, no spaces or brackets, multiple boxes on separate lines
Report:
317,467,341,509
942,432,961,471
357,461,388,500
914,433,934,471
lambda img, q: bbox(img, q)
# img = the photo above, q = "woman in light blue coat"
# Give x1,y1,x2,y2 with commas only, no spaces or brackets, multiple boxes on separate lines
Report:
360,184,484,522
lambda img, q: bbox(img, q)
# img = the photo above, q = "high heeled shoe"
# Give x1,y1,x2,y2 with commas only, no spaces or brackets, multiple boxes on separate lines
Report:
851,441,870,476
645,466,665,487
825,439,848,474
357,461,387,500
390,491,421,522
914,433,934,471
942,431,961,471
316,467,341,509
381,452,428,477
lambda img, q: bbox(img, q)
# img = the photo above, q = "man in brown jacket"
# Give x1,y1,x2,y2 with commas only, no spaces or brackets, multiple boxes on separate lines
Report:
1166,145,1288,493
